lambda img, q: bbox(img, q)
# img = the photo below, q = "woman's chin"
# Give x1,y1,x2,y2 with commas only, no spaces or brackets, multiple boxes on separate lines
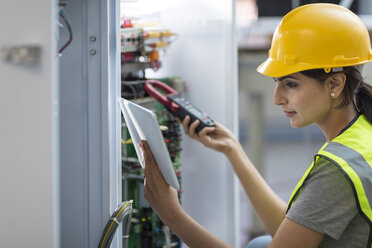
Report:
290,118,310,129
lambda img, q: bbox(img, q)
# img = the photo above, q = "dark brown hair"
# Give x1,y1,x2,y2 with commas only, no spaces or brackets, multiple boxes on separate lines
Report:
301,67,372,124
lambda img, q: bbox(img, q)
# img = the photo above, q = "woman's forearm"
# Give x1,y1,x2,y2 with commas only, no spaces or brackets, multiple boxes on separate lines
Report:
161,207,232,248
225,142,287,236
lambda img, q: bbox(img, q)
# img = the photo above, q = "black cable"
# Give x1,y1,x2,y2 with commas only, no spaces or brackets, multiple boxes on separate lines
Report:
59,10,73,54
127,84,137,99
98,201,133,248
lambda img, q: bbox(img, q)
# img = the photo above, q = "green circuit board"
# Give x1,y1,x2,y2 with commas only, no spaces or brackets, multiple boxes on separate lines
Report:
121,83,183,248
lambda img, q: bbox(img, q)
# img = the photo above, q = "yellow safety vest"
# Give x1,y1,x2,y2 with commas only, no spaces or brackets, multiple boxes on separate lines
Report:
287,114,372,247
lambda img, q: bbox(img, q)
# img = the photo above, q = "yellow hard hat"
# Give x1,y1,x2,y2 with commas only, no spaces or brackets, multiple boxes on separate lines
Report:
257,3,372,77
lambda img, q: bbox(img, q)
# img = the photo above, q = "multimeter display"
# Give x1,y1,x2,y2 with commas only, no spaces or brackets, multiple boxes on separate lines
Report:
167,94,215,133
188,107,203,119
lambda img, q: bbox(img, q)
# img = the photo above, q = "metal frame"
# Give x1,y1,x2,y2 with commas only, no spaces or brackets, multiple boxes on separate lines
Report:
59,0,120,247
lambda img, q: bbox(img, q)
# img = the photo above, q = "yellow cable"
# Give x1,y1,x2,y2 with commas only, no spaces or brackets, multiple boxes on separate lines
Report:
100,201,132,248
121,138,133,144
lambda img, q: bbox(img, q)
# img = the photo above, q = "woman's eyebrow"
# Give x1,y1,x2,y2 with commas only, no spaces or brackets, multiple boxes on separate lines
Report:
275,75,297,81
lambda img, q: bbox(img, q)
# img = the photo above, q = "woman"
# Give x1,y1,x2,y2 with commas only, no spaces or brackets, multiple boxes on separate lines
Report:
139,3,372,248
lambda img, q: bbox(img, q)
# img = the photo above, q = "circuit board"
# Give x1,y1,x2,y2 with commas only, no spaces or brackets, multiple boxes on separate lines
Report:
121,91,183,248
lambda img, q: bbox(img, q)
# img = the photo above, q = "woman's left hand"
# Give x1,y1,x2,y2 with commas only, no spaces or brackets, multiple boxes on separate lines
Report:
139,140,182,224
139,140,232,248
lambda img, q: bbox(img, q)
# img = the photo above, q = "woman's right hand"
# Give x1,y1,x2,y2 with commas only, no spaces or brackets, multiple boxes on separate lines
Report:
180,116,238,155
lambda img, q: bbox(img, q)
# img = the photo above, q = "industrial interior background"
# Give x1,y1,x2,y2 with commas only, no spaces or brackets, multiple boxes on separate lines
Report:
1,0,372,248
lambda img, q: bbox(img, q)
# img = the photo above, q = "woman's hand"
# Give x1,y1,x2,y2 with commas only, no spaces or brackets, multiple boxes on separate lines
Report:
180,116,238,155
139,140,232,248
139,140,182,224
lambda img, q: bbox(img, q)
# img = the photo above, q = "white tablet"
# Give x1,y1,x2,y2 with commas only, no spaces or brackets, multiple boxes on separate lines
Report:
119,98,180,190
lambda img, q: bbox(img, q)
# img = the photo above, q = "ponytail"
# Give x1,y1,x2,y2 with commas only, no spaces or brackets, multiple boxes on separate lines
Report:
356,82,372,124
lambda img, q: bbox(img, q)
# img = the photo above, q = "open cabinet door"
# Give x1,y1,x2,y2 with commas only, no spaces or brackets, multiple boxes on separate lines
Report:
58,0,121,247
0,1,59,248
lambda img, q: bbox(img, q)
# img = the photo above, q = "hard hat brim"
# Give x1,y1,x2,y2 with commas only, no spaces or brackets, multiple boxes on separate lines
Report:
257,57,371,78
256,58,306,78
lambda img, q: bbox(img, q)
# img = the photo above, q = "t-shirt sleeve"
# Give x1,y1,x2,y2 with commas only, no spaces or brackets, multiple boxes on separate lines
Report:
286,156,358,240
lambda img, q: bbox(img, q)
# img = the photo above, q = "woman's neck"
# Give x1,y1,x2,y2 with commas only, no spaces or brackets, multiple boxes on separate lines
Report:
318,104,358,143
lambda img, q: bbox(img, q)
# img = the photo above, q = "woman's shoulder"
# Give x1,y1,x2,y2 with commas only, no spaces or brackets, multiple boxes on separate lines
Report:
305,155,348,186
287,156,368,246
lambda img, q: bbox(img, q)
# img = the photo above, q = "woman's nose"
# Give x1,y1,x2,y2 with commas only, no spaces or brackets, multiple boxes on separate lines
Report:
272,83,287,106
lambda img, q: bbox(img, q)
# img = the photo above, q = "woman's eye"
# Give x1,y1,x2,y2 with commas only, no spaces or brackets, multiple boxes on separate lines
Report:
285,82,297,88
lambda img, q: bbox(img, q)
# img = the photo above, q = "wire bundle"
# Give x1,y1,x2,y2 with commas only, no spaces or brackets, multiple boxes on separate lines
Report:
98,200,133,248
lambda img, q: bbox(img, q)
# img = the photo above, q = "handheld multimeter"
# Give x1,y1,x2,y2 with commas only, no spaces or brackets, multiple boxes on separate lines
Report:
144,80,215,133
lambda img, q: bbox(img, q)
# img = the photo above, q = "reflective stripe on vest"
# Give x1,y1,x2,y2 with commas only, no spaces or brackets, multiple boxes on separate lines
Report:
287,114,372,247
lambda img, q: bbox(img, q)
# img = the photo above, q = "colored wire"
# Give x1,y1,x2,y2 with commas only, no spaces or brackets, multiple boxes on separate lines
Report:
98,200,133,248
59,10,73,54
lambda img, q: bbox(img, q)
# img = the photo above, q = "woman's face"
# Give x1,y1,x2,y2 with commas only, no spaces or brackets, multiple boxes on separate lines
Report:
273,72,332,128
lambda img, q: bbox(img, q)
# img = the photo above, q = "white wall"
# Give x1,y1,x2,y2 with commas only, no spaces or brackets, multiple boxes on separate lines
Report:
0,1,59,247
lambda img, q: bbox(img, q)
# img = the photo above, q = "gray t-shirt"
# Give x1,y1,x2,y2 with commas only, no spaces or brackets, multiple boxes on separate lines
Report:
286,157,369,247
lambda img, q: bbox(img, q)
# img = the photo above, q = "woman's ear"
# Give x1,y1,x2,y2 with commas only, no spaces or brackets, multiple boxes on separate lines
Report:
328,73,346,98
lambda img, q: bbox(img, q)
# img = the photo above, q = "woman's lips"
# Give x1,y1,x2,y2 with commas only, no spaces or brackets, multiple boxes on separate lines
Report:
285,111,296,117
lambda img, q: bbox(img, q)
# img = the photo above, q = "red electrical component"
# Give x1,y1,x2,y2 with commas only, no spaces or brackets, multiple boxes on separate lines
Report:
144,80,179,112
122,18,133,28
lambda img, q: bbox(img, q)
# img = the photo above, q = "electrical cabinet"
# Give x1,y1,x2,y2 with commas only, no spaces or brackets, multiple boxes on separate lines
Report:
120,20,184,247
120,1,240,247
